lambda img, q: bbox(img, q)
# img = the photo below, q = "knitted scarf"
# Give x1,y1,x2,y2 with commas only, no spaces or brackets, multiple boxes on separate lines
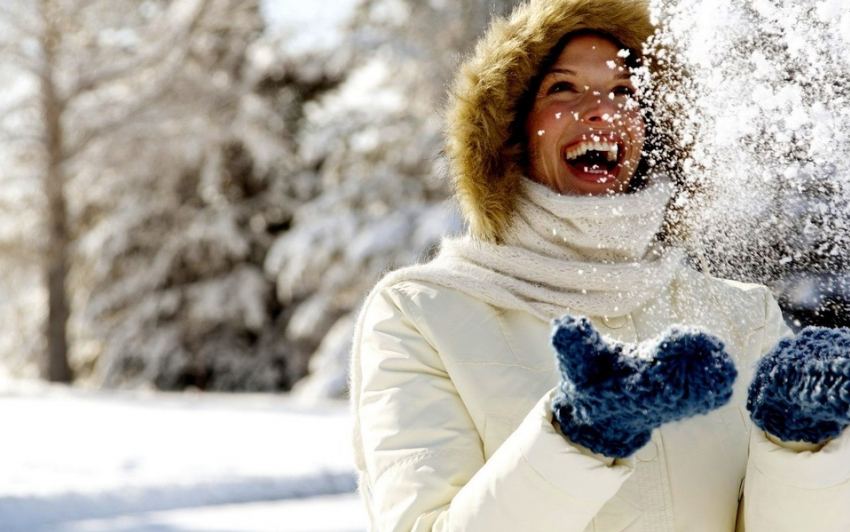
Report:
369,177,685,321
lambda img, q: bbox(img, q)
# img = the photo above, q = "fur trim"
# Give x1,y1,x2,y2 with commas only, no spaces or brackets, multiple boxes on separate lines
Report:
551,315,737,458
445,0,655,242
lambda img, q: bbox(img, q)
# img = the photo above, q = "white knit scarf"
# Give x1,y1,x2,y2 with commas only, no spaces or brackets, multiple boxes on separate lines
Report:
366,177,685,321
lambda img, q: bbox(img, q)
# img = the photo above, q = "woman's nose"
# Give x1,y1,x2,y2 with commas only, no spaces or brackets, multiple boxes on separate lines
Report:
580,91,619,123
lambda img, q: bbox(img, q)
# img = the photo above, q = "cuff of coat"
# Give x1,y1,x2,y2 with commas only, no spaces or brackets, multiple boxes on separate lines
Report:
750,426,850,489
514,388,634,502
764,432,826,453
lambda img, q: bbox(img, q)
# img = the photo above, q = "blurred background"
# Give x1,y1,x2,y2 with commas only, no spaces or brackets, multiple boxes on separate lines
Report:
0,0,518,530
1,0,848,530
0,0,523,396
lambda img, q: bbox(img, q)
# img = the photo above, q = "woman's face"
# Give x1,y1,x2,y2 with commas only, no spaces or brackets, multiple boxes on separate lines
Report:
525,33,645,195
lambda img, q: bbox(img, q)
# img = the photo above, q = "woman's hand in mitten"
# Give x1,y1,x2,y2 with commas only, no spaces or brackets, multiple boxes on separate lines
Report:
747,326,850,446
551,316,738,459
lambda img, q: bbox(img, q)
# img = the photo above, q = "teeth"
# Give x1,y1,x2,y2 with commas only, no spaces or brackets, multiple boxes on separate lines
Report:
565,141,619,162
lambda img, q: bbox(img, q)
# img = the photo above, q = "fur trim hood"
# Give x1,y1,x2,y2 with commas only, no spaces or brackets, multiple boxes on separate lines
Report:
445,0,657,242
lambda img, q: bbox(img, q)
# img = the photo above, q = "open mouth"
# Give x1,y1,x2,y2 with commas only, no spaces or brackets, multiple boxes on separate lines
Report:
563,139,622,182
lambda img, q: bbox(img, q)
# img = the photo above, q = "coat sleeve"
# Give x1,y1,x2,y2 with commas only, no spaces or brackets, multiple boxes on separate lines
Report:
740,288,850,531
355,283,634,532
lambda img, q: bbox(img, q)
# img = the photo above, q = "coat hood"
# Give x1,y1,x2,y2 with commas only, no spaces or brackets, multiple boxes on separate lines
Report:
445,0,658,242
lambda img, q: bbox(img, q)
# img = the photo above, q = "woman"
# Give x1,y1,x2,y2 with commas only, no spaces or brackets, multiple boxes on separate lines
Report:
350,0,850,530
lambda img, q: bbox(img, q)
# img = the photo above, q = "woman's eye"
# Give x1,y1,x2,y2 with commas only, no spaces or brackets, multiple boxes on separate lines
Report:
612,86,635,98
547,82,576,95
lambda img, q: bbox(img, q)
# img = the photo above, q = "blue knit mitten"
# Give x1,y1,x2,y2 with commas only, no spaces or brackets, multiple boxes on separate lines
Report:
747,326,850,445
551,316,738,458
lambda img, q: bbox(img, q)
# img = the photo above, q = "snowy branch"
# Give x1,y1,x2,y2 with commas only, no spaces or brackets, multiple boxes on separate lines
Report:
0,99,35,124
0,99,43,146
0,2,41,39
66,0,212,159
0,239,42,262
0,42,42,74
65,0,209,103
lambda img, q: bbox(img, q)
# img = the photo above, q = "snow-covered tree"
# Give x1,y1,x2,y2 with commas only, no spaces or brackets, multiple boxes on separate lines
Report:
263,0,522,398
0,0,305,390
0,0,232,382
69,0,308,391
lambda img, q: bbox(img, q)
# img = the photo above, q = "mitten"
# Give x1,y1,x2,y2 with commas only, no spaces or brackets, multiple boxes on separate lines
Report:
747,326,850,445
551,316,738,458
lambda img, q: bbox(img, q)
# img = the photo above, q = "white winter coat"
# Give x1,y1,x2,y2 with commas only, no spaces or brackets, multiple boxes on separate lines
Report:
354,267,850,531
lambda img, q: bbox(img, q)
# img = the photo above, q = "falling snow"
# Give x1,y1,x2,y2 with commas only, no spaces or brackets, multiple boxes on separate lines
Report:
644,0,850,318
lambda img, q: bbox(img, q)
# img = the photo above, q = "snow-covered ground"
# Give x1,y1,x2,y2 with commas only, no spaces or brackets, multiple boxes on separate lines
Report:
0,383,367,532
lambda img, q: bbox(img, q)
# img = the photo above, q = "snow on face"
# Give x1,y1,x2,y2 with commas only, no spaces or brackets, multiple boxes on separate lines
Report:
647,0,850,284
525,34,645,196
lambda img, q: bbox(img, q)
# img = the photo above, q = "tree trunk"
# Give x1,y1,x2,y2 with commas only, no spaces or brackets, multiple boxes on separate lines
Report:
39,0,73,383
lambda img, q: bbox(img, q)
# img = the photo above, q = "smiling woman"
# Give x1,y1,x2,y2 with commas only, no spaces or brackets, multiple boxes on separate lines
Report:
350,0,850,530
524,33,645,195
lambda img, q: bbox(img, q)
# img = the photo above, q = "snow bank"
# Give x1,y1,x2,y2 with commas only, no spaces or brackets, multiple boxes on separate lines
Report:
0,385,360,530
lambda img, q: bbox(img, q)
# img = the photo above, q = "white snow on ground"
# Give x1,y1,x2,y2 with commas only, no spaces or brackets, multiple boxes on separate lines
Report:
0,383,367,532
53,494,365,532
